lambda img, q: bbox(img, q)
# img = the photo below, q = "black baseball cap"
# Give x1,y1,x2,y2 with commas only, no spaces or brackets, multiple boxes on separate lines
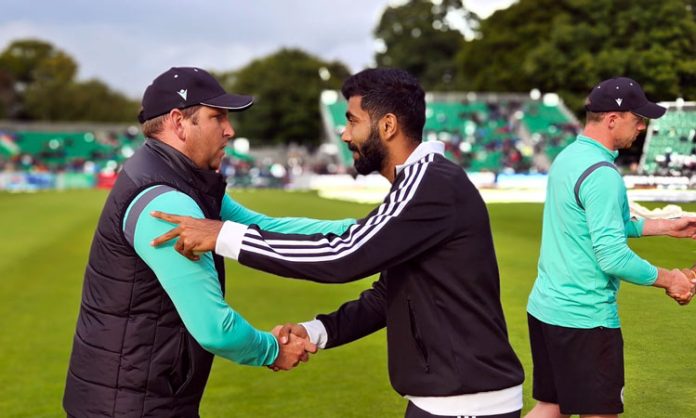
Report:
584,77,666,119
138,67,254,123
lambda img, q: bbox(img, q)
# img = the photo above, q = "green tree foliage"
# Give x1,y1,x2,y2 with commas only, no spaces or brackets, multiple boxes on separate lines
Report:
375,0,474,90
24,79,139,122
455,0,696,112
0,39,78,119
0,39,76,85
0,70,15,119
220,48,350,146
0,38,137,121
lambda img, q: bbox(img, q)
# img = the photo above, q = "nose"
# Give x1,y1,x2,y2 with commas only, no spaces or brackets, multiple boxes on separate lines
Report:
224,120,235,139
340,126,350,144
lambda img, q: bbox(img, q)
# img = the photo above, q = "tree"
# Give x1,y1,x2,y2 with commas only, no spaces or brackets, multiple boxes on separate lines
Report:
0,39,77,85
454,0,561,93
374,0,475,90
23,79,139,122
0,70,15,119
0,39,78,119
0,38,138,122
220,48,350,146
455,0,696,112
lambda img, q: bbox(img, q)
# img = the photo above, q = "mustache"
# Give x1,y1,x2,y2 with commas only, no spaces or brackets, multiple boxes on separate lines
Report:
348,144,359,153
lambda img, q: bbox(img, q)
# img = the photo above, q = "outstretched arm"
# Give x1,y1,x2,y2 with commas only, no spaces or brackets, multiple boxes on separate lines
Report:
221,194,355,235
641,217,696,238
652,267,696,305
128,186,313,368
153,157,454,283
581,169,658,284
581,173,695,304
274,277,388,353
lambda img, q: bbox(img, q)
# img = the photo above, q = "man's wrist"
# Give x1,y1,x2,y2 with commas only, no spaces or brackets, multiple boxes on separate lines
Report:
658,219,672,236
215,221,248,259
641,218,661,236
265,331,281,366
653,267,673,289
300,319,328,349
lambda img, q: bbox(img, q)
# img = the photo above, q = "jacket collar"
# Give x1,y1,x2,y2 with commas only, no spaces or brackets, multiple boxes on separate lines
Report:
145,138,226,197
395,141,445,175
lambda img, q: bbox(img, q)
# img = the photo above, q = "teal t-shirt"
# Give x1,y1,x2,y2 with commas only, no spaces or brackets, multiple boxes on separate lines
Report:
124,187,355,365
527,135,657,329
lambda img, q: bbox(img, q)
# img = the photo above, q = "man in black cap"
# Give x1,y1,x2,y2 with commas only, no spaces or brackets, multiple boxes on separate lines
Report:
62,67,352,418
524,77,696,418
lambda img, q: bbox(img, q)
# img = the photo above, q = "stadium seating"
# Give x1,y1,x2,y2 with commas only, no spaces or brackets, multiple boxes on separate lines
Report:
2,92,580,175
1,129,146,171
320,91,579,173
640,102,696,175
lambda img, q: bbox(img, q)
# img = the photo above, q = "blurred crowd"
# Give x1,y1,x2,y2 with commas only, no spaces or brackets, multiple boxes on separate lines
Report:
422,100,579,174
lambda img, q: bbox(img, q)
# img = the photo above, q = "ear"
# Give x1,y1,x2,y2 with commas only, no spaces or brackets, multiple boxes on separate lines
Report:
169,109,186,140
380,113,398,141
607,112,619,129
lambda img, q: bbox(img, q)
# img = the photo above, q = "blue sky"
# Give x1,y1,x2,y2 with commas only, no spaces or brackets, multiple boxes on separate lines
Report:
0,0,514,98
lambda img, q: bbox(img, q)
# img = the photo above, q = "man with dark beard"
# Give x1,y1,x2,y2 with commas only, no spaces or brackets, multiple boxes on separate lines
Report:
345,117,386,175
151,68,525,418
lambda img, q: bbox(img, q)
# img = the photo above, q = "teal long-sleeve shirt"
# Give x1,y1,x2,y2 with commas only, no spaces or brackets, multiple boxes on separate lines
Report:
124,186,355,365
527,135,657,329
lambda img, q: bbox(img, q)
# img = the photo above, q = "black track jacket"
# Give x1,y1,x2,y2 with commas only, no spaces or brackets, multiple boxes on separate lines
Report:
236,152,524,396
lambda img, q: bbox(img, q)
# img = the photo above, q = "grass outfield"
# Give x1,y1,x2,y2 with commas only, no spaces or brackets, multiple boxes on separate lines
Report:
0,189,694,417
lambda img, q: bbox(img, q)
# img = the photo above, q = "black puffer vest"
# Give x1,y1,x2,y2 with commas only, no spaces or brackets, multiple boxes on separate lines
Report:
63,139,227,417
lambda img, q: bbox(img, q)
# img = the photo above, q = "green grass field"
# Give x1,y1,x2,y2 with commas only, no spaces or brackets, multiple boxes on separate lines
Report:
0,189,694,417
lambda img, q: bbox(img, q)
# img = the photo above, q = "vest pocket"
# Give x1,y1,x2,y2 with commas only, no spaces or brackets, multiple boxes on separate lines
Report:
407,299,430,372
169,328,195,396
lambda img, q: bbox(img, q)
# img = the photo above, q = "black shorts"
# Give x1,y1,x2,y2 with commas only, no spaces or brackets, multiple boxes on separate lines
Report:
527,313,624,415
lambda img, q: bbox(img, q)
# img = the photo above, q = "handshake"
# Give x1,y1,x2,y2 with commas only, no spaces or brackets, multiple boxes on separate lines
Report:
268,323,317,372
661,267,696,305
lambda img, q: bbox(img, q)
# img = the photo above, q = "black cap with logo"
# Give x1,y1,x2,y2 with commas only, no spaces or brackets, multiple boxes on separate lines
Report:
138,67,254,123
584,77,666,119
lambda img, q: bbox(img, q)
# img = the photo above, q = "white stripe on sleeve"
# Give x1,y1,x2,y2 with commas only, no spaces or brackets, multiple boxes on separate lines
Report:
215,221,250,259
239,153,435,263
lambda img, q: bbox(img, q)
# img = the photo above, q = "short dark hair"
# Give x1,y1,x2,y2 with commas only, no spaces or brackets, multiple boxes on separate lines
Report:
142,105,201,138
585,110,608,124
584,96,609,124
341,68,425,142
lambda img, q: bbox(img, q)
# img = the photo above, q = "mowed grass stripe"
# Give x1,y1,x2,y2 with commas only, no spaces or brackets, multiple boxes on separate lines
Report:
0,189,694,417
0,190,107,417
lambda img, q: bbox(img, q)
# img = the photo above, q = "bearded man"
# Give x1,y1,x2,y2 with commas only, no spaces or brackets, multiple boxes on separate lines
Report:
152,68,525,418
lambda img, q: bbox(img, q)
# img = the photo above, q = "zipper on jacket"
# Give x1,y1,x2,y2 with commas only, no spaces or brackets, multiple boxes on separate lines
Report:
407,298,430,372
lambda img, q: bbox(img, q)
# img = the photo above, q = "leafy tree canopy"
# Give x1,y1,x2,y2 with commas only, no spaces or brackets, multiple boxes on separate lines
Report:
455,0,696,112
0,38,138,122
375,0,475,90
219,48,350,146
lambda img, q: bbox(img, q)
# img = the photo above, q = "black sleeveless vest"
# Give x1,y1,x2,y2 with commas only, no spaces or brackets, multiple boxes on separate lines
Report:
64,139,227,418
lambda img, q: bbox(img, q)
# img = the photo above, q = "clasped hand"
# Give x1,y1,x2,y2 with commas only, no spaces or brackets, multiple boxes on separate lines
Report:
663,216,696,239
666,268,696,305
268,323,317,372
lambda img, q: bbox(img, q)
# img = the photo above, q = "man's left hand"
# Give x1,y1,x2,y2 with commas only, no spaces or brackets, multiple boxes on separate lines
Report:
150,211,223,260
663,217,696,239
